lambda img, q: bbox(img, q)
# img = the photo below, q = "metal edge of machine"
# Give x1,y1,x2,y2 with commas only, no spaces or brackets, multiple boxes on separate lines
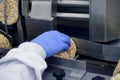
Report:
72,37,120,62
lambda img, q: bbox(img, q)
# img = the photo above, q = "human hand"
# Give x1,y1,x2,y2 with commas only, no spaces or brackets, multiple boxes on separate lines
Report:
31,30,70,58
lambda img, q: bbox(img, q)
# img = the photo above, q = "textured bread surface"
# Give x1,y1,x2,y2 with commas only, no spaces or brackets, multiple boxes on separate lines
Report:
111,74,120,80
111,60,120,80
0,33,12,49
54,39,76,59
0,0,19,25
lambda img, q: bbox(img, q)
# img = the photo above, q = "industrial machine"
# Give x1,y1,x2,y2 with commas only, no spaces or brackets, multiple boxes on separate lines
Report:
1,0,120,80
19,0,120,62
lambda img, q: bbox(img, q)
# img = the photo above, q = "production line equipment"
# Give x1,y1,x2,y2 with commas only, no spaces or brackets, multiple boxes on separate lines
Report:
0,0,120,80
20,0,120,62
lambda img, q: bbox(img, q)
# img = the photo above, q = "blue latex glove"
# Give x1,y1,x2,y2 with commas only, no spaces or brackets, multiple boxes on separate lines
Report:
31,30,70,58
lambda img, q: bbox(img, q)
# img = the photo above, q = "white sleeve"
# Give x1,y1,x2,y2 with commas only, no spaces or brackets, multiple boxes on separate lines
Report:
0,42,47,80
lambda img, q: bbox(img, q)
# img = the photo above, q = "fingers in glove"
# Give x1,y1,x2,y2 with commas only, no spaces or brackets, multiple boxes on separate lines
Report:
60,33,70,46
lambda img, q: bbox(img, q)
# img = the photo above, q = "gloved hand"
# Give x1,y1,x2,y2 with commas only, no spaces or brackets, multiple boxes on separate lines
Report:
31,30,70,58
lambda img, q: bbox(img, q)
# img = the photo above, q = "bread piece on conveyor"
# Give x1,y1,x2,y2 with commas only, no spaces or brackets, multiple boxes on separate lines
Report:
54,39,76,59
0,33,12,49
111,60,120,80
0,0,19,25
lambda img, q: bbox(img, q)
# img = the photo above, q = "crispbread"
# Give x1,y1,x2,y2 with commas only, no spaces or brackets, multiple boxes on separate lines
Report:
54,39,76,59
111,60,120,80
0,33,12,49
111,74,120,80
113,60,120,76
0,0,19,25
